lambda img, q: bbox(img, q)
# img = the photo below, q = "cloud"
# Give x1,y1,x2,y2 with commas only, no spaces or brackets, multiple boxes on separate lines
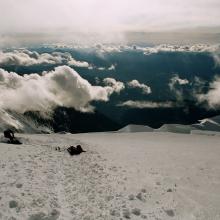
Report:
127,80,151,94
117,100,174,108
67,59,90,68
96,64,116,71
169,75,189,88
64,44,220,56
0,66,120,114
95,44,122,53
0,109,24,130
0,0,220,34
103,78,125,94
213,53,220,67
142,44,220,55
108,64,116,71
97,67,105,71
99,44,220,55
169,74,189,101
0,50,90,68
197,76,220,109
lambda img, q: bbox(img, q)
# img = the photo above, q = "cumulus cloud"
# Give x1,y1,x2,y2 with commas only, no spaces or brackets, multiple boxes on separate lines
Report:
169,74,189,101
117,101,174,108
95,44,122,53
0,66,120,114
0,50,90,68
197,76,220,109
127,80,151,94
91,44,220,55
67,59,89,68
97,67,105,71
141,44,220,55
213,53,220,67
96,64,116,71
103,78,125,94
169,75,189,88
108,64,116,71
41,43,220,56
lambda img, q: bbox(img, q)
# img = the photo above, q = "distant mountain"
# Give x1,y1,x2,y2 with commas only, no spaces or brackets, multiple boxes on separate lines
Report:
0,109,52,134
2,108,220,134
0,107,121,134
52,107,121,133
192,115,220,132
155,124,193,134
154,115,220,134
118,124,153,133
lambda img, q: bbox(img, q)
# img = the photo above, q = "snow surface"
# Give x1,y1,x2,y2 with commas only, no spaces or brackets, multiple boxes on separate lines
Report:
118,124,154,133
0,109,52,134
155,124,193,134
192,115,220,132
0,131,220,220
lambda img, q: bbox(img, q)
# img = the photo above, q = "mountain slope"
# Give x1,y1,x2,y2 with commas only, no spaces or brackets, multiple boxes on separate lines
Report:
192,115,220,131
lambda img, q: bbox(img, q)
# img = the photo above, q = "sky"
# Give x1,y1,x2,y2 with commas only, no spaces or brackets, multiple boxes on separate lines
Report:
0,0,220,34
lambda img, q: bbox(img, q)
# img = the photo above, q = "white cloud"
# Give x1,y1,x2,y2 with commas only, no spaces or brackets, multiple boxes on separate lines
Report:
66,44,220,56
127,80,151,94
108,64,116,71
142,44,220,55
0,50,59,66
96,64,116,71
0,0,220,34
67,59,89,68
169,75,189,89
0,50,90,68
197,76,220,109
0,66,119,114
118,101,174,108
95,45,122,53
0,109,24,130
169,74,189,101
97,67,105,71
213,53,220,67
103,78,125,94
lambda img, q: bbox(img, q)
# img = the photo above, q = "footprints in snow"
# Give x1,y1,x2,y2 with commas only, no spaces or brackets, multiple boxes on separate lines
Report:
0,138,177,220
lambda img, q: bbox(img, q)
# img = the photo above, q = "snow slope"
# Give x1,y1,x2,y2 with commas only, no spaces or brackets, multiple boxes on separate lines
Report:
118,124,154,133
0,109,52,134
0,132,220,220
156,124,193,134
192,115,220,132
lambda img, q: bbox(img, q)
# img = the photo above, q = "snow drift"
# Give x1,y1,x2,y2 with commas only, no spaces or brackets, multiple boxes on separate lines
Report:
192,115,220,131
118,124,154,133
156,124,193,134
0,109,51,133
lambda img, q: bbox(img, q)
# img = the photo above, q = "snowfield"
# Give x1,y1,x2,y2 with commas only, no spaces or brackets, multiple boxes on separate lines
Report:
0,131,220,220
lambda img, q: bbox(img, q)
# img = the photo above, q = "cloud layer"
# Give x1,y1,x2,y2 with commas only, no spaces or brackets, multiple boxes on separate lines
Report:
0,50,90,67
0,66,121,114
127,80,151,94
103,78,125,94
169,74,189,101
118,101,174,108
0,0,220,33
197,76,220,109
139,44,220,55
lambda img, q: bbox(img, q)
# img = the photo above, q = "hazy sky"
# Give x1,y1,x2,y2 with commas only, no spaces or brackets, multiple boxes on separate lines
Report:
0,0,220,34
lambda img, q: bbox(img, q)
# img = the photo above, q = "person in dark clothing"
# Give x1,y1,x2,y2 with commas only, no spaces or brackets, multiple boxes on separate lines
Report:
67,145,86,155
3,129,22,144
4,129,15,142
